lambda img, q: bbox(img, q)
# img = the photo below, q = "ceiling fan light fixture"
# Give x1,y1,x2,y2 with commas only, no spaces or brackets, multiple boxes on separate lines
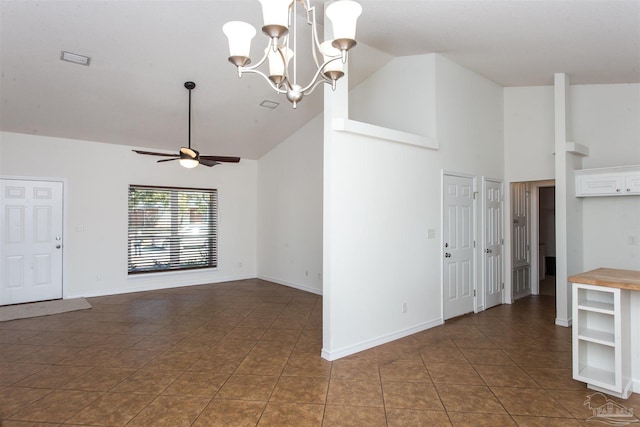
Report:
179,147,199,168
132,81,241,168
179,158,199,168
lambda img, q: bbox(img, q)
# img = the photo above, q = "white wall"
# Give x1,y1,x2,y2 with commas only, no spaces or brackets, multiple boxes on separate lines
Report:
571,84,640,272
504,86,555,183
0,131,258,298
349,54,436,138
323,54,504,360
257,115,323,294
503,83,640,296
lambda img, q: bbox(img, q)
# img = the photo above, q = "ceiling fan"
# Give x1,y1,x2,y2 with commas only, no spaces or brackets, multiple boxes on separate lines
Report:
133,81,240,168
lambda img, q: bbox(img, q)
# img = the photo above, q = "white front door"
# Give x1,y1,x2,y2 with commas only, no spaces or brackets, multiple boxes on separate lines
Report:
484,179,503,309
443,174,475,320
1,179,64,305
511,182,531,299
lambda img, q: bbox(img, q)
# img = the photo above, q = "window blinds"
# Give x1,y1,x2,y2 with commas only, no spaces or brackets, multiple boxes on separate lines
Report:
127,185,218,274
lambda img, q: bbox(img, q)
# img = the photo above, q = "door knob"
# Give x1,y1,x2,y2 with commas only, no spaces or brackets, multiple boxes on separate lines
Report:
485,248,492,253
56,244,61,249
444,252,451,258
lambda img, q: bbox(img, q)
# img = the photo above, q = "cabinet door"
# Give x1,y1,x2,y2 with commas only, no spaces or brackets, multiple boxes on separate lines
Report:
577,174,624,196
624,173,640,194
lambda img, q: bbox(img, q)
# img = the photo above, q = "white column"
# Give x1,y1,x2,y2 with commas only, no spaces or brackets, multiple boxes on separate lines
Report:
322,2,349,359
554,73,583,327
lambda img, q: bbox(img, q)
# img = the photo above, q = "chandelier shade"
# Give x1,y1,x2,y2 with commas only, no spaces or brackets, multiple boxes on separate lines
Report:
222,21,257,67
326,0,362,50
320,41,344,81
266,46,294,84
258,0,292,39
222,0,362,108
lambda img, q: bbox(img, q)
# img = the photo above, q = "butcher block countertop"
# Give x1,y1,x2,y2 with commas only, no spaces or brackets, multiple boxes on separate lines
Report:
569,268,640,291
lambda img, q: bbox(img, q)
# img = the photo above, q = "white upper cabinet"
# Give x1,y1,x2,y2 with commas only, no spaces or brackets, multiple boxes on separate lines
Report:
575,165,640,197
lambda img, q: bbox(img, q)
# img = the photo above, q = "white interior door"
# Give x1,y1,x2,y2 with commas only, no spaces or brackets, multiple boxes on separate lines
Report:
484,179,503,309
443,174,475,320
511,182,531,300
1,179,64,305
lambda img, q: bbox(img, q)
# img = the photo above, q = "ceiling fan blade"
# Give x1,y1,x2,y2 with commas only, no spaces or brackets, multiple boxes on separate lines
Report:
199,155,241,163
132,150,178,158
157,158,179,163
199,158,221,167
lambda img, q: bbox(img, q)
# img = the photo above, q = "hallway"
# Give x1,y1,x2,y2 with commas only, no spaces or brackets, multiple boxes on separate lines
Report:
1,279,638,426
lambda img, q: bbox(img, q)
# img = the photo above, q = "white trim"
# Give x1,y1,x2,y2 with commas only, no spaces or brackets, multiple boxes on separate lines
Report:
529,180,556,295
321,318,443,361
66,273,256,299
565,141,589,156
257,275,322,296
555,317,572,327
332,118,438,150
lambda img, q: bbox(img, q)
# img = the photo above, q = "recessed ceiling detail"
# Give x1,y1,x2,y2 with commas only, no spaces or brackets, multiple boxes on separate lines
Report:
259,100,280,109
60,51,90,66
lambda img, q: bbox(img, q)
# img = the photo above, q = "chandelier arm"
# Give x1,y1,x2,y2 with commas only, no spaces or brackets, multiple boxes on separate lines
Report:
302,74,335,97
292,0,298,87
298,56,342,94
240,68,289,94
307,5,323,69
238,44,271,74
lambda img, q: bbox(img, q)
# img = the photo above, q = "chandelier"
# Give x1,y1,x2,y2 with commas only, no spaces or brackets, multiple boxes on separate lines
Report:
223,0,362,108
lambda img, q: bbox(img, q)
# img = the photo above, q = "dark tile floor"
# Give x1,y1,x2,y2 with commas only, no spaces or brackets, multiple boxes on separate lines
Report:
1,278,638,426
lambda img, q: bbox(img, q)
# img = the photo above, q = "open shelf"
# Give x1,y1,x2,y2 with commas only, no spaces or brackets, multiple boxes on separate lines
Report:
577,299,614,314
577,328,615,346
572,277,634,399
578,365,616,389
577,288,615,313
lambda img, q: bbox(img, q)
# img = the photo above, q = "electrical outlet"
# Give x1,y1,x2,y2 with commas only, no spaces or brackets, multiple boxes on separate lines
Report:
402,302,408,313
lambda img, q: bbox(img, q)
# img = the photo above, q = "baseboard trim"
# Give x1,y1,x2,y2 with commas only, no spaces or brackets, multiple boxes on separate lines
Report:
257,275,322,296
321,317,443,361
555,317,572,327
65,274,256,299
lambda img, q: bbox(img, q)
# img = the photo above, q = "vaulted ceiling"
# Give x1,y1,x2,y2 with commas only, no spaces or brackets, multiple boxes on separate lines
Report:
1,1,638,160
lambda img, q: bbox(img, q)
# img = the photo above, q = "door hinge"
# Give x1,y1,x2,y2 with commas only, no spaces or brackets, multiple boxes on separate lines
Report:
474,289,476,297
501,238,504,245
501,283,504,289
473,241,476,248
473,191,478,200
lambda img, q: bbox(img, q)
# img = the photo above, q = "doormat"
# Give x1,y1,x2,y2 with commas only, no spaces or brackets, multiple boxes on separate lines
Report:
0,298,92,322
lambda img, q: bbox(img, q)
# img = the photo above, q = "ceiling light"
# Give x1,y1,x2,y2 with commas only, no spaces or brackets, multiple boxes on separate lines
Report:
223,0,361,109
260,100,280,109
179,147,199,169
60,51,91,66
179,158,199,168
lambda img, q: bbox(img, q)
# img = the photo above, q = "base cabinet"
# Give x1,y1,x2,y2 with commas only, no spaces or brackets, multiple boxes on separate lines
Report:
572,283,631,398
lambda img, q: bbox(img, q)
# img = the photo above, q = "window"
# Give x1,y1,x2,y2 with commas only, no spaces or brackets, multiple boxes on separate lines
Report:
128,185,217,274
